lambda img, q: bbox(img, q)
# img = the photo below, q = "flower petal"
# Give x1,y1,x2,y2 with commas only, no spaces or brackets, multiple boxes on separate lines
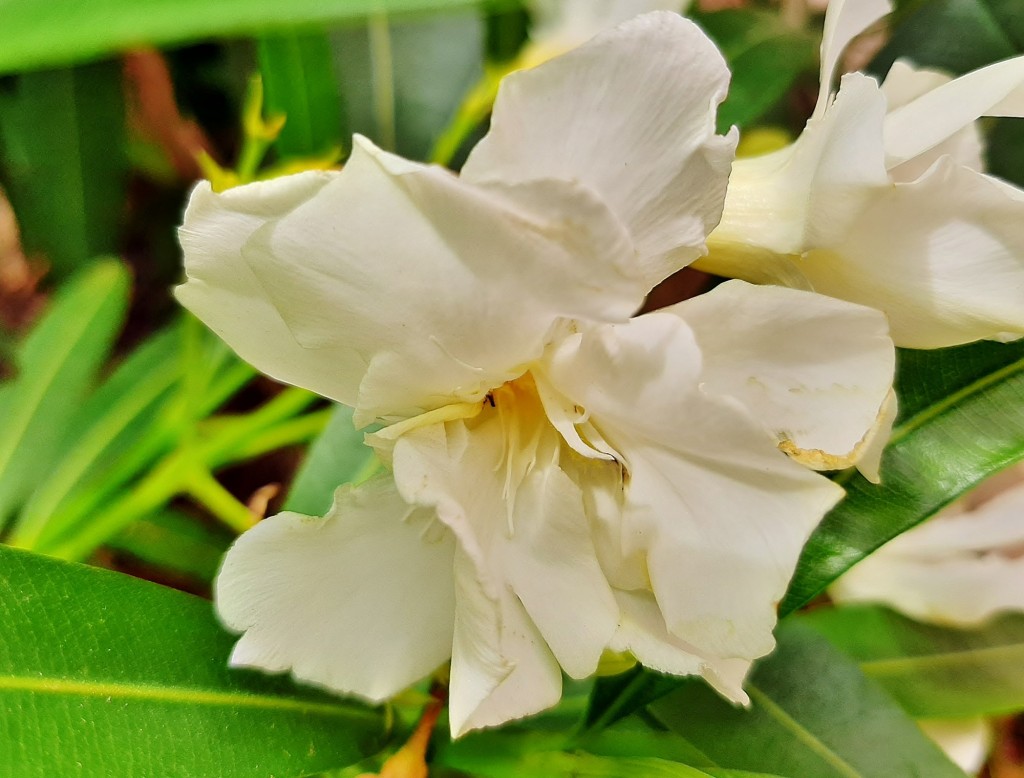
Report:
181,136,640,425
667,281,895,478
800,158,1024,347
610,590,751,704
815,0,892,116
177,173,364,405
463,11,736,289
884,54,1024,169
388,395,619,732
831,548,1024,626
541,314,844,661
216,476,455,703
710,73,889,259
880,60,984,180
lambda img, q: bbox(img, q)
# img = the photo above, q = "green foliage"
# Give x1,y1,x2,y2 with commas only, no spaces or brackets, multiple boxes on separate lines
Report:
259,30,349,159
0,63,127,276
873,0,1024,77
0,261,129,530
284,404,378,517
691,9,818,132
648,622,965,778
106,509,232,583
803,604,1024,719
783,340,1024,614
0,0,510,75
0,544,387,777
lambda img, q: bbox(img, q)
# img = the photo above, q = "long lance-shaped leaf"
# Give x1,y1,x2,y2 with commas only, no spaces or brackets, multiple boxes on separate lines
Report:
802,604,1024,720
0,260,129,531
0,544,387,777
647,622,965,778
0,62,126,277
258,29,348,159
0,0,511,75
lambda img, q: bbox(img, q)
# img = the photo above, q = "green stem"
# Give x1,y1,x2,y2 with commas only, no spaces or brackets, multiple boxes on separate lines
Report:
183,465,257,534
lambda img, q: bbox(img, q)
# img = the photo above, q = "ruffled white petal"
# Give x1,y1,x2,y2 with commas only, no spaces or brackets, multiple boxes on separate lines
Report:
463,11,736,290
814,0,892,116
800,158,1024,347
216,476,455,703
880,61,984,180
884,54,1024,169
711,73,889,258
541,313,844,661
177,173,362,405
388,395,618,734
181,136,642,426
668,280,895,478
832,475,1024,626
918,719,992,775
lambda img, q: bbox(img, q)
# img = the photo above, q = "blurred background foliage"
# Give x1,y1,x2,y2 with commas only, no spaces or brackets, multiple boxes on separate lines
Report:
0,0,1022,776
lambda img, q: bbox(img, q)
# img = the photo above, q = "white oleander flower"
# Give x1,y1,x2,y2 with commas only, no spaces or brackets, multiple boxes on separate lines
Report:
832,464,1024,626
178,13,894,736
701,0,1024,348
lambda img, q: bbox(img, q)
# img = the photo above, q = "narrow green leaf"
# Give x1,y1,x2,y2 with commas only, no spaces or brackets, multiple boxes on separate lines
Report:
0,544,387,777
336,10,484,160
0,0,509,75
691,9,817,132
782,340,1024,614
284,404,377,517
871,0,1020,77
106,509,232,583
0,260,129,531
802,604,1024,719
259,29,348,159
10,325,180,547
649,622,966,778
0,62,126,276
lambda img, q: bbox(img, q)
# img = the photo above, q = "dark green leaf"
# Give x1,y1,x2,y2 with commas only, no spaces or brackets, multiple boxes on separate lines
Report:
782,340,1024,614
259,29,348,158
802,604,1024,719
649,622,965,778
0,62,127,276
0,0,508,75
0,260,129,531
9,324,180,548
0,544,387,777
692,10,817,132
284,404,377,517
107,509,232,583
871,0,1022,78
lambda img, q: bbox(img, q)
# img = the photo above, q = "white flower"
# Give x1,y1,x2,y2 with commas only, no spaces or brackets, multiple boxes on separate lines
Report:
178,13,894,735
918,719,992,776
701,0,1024,348
832,464,1024,626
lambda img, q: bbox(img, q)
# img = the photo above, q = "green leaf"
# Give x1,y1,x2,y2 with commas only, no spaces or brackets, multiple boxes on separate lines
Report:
649,622,966,778
469,753,783,778
872,0,1021,77
259,29,348,159
106,509,232,583
0,544,387,777
9,324,181,548
0,260,129,531
0,62,127,276
0,0,506,75
692,9,817,132
284,404,378,517
802,604,1024,719
782,340,1024,614
335,10,485,160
